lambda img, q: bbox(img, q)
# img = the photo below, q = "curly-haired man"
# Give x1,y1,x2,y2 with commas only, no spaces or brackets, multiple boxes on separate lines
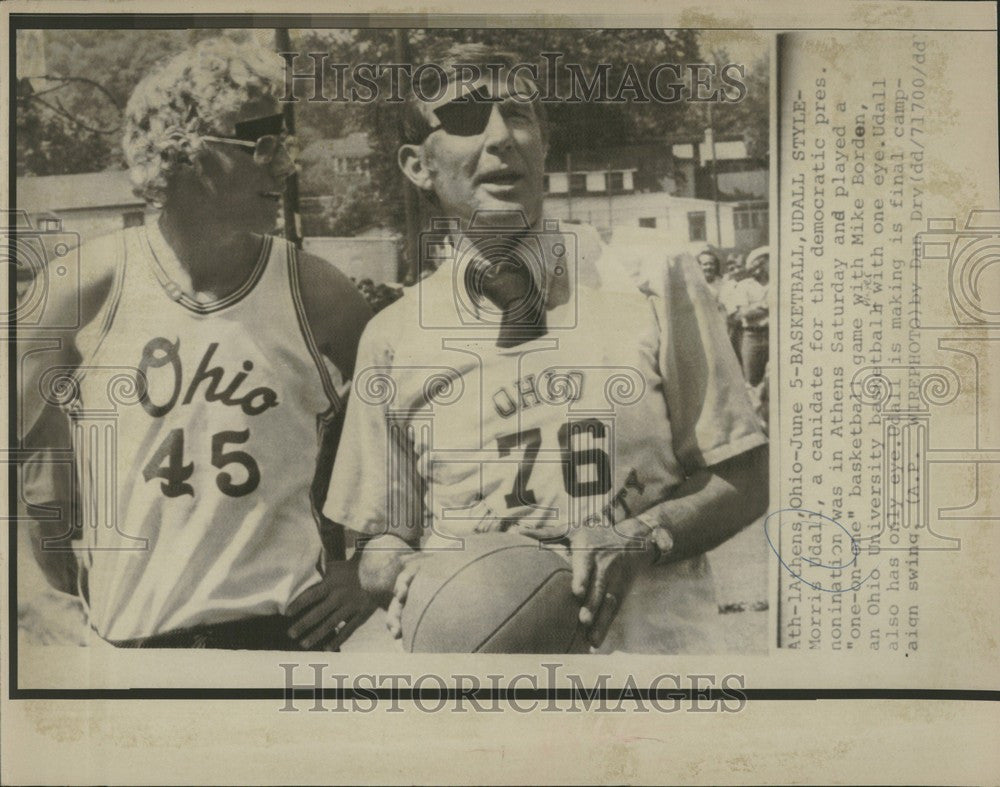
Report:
21,37,376,650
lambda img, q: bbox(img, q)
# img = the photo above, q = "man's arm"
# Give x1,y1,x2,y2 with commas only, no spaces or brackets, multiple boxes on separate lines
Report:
356,416,427,606
643,251,769,561
295,250,373,382
631,444,769,563
19,234,118,435
293,249,373,559
18,234,119,594
21,405,79,595
541,252,770,645
285,251,376,649
555,445,768,646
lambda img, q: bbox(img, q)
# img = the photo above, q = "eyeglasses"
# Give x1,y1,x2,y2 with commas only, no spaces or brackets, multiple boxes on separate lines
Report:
201,112,297,166
201,132,297,166
429,87,498,138
419,82,540,143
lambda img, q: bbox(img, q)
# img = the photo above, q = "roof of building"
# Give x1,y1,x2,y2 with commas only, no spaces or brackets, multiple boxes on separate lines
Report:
545,142,666,174
17,170,142,213
545,135,755,175
672,138,750,162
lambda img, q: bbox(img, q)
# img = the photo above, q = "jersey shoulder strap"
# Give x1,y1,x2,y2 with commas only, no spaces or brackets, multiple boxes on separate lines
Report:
282,240,344,414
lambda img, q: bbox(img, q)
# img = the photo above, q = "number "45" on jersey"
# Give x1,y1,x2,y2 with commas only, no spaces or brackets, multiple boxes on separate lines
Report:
142,428,260,498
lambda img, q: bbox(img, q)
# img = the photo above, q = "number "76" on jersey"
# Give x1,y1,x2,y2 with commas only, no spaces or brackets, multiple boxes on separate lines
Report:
496,418,613,510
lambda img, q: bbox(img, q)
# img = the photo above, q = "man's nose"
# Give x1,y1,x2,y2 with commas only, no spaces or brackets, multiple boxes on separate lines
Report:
482,104,514,153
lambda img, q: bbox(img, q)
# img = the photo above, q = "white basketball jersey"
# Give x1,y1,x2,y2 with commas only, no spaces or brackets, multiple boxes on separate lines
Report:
349,304,678,546
71,225,345,641
325,241,766,654
326,252,764,545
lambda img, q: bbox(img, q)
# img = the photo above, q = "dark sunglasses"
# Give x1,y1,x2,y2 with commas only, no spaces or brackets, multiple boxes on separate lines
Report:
422,84,537,141
201,113,294,164
429,86,498,138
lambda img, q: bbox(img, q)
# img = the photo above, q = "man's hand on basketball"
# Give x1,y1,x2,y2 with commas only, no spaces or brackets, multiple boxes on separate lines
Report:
386,551,430,639
287,555,377,651
527,519,657,648
353,533,425,640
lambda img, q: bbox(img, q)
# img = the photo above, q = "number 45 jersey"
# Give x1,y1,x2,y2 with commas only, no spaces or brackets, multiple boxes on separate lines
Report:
325,252,766,551
70,226,345,642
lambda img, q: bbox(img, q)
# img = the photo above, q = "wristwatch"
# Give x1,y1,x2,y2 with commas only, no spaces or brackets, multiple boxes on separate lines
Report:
633,510,676,566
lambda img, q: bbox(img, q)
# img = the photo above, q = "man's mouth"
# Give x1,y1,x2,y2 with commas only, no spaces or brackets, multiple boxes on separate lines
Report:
477,170,522,186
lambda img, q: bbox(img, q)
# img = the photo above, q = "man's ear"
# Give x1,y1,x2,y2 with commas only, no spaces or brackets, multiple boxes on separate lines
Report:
164,147,210,202
398,144,435,193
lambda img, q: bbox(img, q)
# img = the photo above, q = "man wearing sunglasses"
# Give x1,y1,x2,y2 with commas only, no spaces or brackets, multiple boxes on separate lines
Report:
20,38,376,650
325,44,768,653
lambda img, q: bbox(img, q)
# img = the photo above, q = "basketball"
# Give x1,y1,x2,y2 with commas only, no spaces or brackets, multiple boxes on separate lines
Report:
400,533,587,653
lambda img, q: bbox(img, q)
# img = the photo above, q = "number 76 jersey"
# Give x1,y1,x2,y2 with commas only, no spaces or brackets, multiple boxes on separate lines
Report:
325,269,765,547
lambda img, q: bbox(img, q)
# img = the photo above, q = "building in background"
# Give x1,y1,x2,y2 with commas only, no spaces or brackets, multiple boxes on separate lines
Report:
10,131,764,284
545,191,748,254
543,130,768,254
299,131,372,179
16,170,155,247
670,131,768,201
298,131,376,237
296,131,401,282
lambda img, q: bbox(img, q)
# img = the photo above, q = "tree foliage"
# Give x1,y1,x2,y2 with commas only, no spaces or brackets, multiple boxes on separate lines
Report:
17,28,769,235
292,29,704,232
700,48,770,160
15,29,235,176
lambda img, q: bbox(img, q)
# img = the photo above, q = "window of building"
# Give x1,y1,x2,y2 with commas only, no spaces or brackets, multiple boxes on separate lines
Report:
735,205,769,230
605,171,624,192
688,211,707,242
542,174,550,193
569,173,587,193
639,217,657,228
123,210,145,229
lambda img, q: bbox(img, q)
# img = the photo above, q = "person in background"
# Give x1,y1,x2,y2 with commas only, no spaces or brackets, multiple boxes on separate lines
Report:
697,248,741,326
722,252,748,360
724,252,744,279
697,248,724,299
733,247,770,386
